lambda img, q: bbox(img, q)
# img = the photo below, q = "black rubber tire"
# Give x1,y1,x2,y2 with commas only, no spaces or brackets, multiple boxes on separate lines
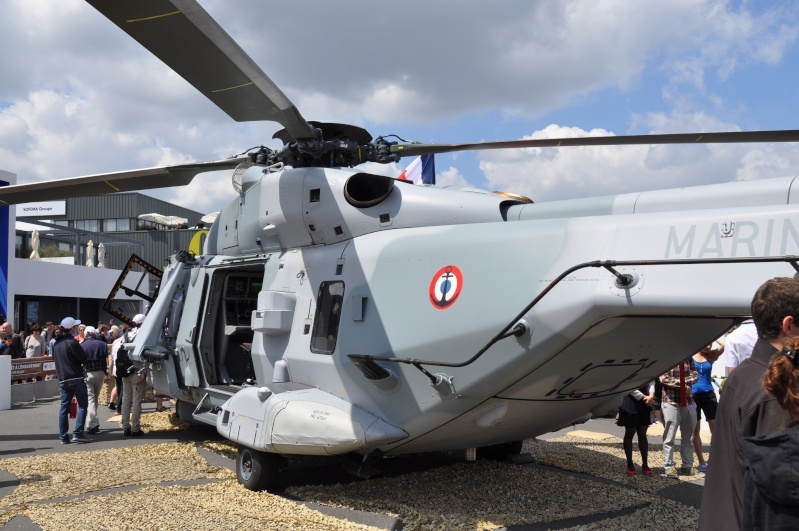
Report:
236,446,279,491
477,440,524,461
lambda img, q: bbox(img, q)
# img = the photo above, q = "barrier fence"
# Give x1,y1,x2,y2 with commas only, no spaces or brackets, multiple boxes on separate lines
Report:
1,356,60,407
10,356,57,381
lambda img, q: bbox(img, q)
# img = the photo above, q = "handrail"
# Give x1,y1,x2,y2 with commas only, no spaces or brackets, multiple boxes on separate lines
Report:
349,255,799,383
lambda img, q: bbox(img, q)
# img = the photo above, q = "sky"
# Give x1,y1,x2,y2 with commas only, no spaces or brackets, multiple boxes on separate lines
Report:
2,0,799,215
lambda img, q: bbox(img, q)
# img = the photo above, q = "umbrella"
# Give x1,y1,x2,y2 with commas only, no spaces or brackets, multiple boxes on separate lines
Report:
29,229,40,260
138,213,188,227
97,242,105,268
85,240,94,267
200,212,220,224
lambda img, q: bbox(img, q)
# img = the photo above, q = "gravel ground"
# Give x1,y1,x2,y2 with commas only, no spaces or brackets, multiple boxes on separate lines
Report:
0,413,702,531
560,497,698,531
0,442,229,507
19,481,380,531
288,458,641,530
0,411,382,530
528,434,702,530
526,434,707,493
282,432,703,530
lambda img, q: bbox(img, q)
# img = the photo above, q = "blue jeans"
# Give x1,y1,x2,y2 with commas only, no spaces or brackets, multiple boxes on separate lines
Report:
115,374,124,412
59,378,88,441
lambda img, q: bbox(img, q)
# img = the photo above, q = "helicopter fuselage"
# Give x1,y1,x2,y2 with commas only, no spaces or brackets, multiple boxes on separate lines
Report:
128,165,799,457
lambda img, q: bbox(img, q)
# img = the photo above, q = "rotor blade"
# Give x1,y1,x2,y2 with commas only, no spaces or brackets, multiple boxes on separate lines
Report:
86,0,317,141
391,129,799,158
0,158,246,206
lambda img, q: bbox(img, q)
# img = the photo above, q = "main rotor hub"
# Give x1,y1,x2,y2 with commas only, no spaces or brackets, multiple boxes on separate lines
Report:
268,122,400,169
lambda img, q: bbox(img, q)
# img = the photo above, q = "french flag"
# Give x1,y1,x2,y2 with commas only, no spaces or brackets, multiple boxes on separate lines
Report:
398,154,435,185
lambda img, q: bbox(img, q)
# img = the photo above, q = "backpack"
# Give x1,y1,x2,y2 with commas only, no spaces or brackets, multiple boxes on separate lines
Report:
9,335,24,359
115,332,135,376
24,335,38,357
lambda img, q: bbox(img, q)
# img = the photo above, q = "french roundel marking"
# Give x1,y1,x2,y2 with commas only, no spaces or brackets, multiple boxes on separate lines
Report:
429,265,463,309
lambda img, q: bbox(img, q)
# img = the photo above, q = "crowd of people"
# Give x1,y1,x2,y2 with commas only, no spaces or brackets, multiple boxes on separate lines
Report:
617,334,723,477
616,277,799,529
0,313,164,442
0,319,124,360
52,313,158,442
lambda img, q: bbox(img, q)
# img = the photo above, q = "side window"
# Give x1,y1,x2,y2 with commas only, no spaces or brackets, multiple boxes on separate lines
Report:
311,281,344,354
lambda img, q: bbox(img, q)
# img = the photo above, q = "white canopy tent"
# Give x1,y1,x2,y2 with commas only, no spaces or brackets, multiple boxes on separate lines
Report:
137,213,188,228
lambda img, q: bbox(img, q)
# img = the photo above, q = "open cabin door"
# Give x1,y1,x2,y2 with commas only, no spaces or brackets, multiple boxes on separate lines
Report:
171,266,209,388
196,265,264,386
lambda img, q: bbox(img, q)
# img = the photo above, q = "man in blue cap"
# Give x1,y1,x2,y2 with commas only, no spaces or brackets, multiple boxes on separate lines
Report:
81,326,109,435
52,317,91,444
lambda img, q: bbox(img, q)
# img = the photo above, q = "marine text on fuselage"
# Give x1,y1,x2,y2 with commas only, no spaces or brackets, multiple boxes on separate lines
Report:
664,218,799,258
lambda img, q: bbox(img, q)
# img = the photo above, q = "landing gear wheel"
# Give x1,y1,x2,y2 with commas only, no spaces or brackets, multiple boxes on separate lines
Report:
477,440,524,461
236,446,278,491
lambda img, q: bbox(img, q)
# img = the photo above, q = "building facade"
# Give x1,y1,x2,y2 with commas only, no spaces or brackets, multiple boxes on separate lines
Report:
15,193,208,270
4,172,212,332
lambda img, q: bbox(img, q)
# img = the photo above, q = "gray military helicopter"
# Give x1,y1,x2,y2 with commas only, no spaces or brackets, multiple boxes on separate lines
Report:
4,0,799,490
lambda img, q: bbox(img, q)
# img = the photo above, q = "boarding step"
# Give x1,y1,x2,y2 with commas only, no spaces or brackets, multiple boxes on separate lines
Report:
191,409,219,427
208,384,243,396
190,385,245,427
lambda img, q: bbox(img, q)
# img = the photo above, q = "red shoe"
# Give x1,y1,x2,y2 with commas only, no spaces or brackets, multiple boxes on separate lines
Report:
642,467,654,476
626,465,638,476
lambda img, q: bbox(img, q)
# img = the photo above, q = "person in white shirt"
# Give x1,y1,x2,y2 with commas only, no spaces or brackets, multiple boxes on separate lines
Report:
725,319,758,372
118,314,147,436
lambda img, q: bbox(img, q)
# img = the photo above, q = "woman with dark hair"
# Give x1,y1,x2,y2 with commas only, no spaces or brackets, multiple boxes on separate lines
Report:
692,340,724,473
24,324,45,358
616,381,655,476
741,337,799,529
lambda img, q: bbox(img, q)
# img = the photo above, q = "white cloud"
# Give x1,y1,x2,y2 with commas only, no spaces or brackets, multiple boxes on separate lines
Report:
161,171,238,214
0,0,797,215
478,121,799,202
199,0,798,123
436,167,470,188
736,146,799,181
659,2,799,93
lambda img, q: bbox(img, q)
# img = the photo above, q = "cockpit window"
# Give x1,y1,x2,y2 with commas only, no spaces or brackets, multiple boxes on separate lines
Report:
311,281,344,354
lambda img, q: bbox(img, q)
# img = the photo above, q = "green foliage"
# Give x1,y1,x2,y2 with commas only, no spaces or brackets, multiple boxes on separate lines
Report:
37,245,73,258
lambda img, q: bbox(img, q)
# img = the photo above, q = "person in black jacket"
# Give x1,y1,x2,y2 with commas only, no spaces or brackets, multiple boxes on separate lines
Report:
700,277,799,530
81,326,108,435
52,317,91,444
0,322,24,359
616,381,655,476
739,337,799,529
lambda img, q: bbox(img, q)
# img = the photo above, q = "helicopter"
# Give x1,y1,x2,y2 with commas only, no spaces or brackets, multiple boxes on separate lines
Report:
3,0,799,491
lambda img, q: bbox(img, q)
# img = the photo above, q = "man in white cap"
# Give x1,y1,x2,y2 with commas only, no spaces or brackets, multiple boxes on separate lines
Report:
52,317,91,443
81,326,109,435
117,313,147,436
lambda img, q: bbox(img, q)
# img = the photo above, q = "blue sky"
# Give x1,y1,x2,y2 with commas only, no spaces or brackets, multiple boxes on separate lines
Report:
1,0,799,213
